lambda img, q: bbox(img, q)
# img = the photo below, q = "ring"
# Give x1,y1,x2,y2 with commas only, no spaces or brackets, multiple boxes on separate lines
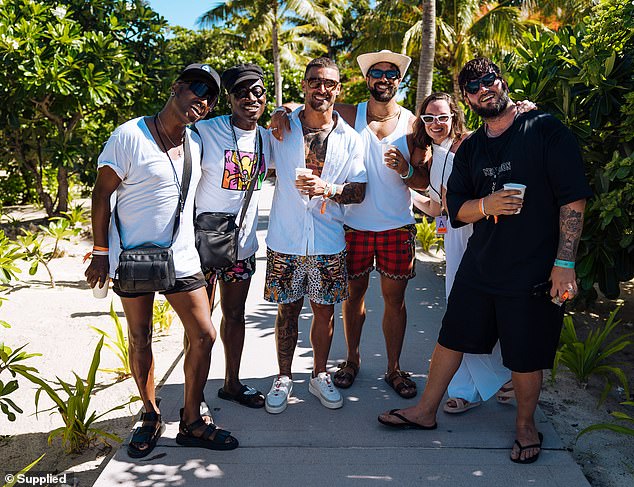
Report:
271,127,278,131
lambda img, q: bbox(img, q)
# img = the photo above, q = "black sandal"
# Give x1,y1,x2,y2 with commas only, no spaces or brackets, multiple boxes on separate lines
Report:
385,370,417,399
333,361,359,389
127,411,163,458
218,384,265,408
176,417,239,451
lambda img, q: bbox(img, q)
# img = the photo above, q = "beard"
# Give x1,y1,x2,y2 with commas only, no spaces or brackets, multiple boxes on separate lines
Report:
470,90,511,119
369,84,398,102
308,94,334,112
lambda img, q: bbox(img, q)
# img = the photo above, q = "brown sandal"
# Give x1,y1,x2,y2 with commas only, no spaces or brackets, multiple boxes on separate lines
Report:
495,380,515,405
333,361,359,389
385,370,417,399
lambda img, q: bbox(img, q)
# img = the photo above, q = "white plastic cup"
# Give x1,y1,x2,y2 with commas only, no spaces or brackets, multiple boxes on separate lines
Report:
295,167,313,179
92,279,109,299
380,141,396,165
503,183,527,214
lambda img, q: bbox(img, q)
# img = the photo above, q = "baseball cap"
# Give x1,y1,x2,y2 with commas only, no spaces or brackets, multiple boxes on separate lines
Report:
221,63,265,93
177,63,221,93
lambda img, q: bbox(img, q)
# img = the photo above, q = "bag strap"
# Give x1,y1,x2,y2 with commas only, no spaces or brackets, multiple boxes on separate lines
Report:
115,128,193,250
237,128,262,229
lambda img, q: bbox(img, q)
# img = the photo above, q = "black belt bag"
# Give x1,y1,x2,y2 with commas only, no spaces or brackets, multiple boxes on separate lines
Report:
195,212,240,270
117,245,176,292
115,130,193,294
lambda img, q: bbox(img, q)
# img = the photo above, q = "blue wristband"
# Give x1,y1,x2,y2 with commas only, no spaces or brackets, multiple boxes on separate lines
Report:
554,259,575,269
400,163,414,180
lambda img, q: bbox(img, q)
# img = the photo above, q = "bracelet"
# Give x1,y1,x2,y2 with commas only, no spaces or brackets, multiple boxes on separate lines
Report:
479,198,489,219
400,163,414,180
91,250,109,256
554,259,575,269
93,245,109,251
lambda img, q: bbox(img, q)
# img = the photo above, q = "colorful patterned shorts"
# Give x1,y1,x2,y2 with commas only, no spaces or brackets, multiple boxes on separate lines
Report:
264,248,348,305
205,254,256,286
345,224,416,280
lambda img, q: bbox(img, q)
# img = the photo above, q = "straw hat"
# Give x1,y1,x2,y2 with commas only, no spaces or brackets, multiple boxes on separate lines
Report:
356,50,412,77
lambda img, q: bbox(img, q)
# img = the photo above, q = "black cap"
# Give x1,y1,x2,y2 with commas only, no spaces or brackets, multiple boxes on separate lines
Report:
177,63,221,92
221,63,264,93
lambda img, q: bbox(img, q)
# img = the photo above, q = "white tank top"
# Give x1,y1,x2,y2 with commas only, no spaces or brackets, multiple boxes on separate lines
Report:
344,101,415,231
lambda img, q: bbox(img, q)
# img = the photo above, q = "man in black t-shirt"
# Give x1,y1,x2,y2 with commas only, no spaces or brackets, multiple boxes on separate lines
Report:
378,58,592,465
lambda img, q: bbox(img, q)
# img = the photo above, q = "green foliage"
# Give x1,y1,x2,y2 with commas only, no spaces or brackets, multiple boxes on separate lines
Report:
0,230,23,284
552,307,633,405
90,301,131,380
14,337,133,453
2,454,45,487
415,218,444,254
39,218,81,258
153,299,175,334
58,203,90,229
15,230,55,287
0,342,41,421
578,401,634,439
505,0,634,300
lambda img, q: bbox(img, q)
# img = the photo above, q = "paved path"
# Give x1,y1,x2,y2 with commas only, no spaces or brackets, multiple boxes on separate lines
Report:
94,181,589,486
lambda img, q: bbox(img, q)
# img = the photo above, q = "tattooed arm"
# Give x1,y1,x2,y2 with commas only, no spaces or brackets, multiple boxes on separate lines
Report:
332,182,366,204
549,199,586,299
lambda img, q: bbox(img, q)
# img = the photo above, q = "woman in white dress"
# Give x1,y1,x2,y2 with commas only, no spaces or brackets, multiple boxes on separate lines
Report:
408,93,514,413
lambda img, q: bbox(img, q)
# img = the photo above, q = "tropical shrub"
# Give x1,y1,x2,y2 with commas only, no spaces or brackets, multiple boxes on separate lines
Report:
0,341,41,421
415,218,444,254
578,401,634,439
153,299,175,334
90,301,131,380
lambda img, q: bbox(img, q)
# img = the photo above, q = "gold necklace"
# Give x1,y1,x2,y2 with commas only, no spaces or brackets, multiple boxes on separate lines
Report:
156,113,185,157
367,107,400,123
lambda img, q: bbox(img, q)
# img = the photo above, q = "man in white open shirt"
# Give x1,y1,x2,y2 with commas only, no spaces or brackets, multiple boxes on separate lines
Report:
264,57,367,413
194,63,270,409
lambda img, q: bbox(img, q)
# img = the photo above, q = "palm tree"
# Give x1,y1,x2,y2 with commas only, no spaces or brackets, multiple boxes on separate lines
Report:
199,1,344,105
417,0,436,109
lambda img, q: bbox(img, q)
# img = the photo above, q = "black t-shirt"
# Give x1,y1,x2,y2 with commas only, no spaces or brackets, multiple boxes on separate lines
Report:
447,110,592,296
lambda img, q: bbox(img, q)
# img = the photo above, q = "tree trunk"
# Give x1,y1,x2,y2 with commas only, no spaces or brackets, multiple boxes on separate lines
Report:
416,0,436,111
452,67,461,103
271,6,283,107
56,165,69,214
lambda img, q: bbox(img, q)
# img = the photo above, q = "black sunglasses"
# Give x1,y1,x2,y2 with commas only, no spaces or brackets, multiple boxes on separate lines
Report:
464,72,498,95
306,78,339,90
231,85,267,99
368,69,400,80
188,81,218,102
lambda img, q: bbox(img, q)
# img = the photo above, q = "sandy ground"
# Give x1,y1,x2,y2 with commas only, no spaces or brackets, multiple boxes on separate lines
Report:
1,227,633,486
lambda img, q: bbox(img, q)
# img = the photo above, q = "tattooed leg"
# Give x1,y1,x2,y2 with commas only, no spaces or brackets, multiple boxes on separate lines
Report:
276,298,304,378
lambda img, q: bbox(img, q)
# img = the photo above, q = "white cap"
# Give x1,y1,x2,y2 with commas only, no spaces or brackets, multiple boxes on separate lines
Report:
356,50,412,78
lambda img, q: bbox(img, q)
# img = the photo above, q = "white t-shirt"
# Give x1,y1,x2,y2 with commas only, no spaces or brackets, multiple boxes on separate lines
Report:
266,109,366,255
429,137,473,296
194,115,270,260
344,101,415,231
98,117,203,279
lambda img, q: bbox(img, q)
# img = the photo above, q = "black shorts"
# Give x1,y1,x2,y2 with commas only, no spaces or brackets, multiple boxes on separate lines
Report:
438,279,564,373
113,272,207,298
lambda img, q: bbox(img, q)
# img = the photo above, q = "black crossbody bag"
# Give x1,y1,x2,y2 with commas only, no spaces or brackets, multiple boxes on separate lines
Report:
194,130,261,271
115,136,193,293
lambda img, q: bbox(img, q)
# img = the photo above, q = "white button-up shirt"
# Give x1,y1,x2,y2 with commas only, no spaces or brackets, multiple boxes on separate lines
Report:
266,109,366,256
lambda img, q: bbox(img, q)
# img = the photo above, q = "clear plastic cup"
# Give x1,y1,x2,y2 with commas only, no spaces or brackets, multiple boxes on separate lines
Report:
92,279,109,299
295,167,313,179
503,183,526,214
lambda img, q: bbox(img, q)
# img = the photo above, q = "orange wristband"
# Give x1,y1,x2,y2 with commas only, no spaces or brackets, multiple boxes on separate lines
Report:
93,245,109,251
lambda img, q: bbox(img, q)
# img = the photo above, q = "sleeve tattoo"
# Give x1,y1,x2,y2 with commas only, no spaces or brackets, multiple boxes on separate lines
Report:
557,204,584,261
332,182,366,204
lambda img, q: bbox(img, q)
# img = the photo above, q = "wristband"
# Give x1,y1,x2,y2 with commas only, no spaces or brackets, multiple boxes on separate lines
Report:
272,106,288,115
400,163,414,180
93,245,109,251
554,259,575,269
479,198,489,219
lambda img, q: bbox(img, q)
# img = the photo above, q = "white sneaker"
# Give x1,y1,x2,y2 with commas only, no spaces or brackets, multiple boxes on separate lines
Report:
309,372,343,409
265,375,293,414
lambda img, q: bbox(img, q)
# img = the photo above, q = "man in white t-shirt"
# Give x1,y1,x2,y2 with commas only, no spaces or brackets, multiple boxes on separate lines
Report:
263,57,367,414
194,63,270,409
85,64,238,457
271,51,429,399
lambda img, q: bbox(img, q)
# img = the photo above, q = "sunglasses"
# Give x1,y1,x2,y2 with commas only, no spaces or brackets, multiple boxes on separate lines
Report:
421,114,452,124
367,69,400,80
231,85,267,99
188,81,218,102
306,78,339,90
464,72,498,95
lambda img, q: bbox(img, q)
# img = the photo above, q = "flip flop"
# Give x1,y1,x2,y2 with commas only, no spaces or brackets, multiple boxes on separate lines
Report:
510,432,543,464
443,397,482,414
378,409,437,430
218,384,265,408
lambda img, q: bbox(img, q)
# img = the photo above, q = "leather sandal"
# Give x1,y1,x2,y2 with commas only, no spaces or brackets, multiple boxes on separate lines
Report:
496,380,516,405
127,411,163,458
443,397,482,414
385,370,417,399
218,384,265,408
176,417,239,451
333,361,359,389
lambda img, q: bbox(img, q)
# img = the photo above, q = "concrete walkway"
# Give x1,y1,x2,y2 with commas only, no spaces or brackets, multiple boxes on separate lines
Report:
94,181,589,486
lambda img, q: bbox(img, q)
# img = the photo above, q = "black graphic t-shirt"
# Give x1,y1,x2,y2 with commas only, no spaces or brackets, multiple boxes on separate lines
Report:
447,110,592,296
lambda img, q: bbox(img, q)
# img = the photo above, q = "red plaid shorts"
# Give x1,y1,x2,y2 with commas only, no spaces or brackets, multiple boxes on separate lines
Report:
344,224,416,280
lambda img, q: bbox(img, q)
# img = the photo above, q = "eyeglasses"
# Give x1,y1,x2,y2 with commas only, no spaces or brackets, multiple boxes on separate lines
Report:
367,69,400,80
421,114,452,124
464,72,498,95
306,78,339,90
231,85,267,99
188,81,217,102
